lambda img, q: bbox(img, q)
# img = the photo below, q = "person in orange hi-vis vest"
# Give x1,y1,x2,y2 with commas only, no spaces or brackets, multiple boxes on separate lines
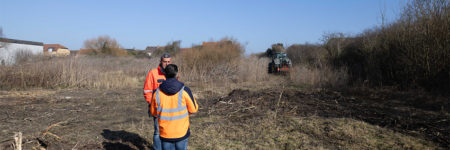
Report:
151,64,198,150
143,53,172,150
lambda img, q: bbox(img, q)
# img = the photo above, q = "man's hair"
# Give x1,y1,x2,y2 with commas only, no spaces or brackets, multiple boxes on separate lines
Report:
164,64,178,78
160,53,171,61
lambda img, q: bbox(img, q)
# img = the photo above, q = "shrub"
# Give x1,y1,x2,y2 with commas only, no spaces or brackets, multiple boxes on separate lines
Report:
83,35,128,56
14,49,34,64
237,56,270,82
177,38,244,82
151,41,181,57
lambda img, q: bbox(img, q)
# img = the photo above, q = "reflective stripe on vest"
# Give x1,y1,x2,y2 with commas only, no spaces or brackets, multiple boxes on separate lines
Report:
145,89,159,94
155,86,188,121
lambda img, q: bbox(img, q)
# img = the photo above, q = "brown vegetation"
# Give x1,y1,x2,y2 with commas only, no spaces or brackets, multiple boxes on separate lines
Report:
0,37,269,90
282,0,449,92
0,56,151,90
287,43,327,68
321,0,449,91
150,41,181,57
0,1,448,149
176,38,245,83
289,65,348,89
286,42,349,89
83,35,128,56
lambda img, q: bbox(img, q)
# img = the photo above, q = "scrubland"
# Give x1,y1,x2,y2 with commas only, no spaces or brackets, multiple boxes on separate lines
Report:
0,0,448,149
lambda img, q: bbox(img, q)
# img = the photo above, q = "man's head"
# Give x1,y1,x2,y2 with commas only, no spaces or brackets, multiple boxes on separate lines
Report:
164,64,178,78
160,53,171,69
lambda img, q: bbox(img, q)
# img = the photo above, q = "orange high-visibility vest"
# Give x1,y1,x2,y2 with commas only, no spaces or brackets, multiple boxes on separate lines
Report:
151,86,198,140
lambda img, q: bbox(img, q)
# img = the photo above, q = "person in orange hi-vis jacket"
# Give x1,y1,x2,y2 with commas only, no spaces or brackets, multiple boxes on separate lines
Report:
151,64,198,150
143,53,172,150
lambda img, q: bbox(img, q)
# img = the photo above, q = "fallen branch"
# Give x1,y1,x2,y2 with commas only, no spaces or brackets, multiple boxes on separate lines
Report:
229,105,256,116
42,132,61,140
43,119,71,132
40,119,72,141
14,132,22,150
219,99,234,104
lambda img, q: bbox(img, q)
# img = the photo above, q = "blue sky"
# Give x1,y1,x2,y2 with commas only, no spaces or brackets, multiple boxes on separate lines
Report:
0,0,406,54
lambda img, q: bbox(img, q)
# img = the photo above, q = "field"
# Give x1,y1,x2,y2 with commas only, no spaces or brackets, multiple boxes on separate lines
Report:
0,77,448,149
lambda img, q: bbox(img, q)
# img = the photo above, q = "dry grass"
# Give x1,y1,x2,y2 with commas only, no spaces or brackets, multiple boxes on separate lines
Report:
289,65,348,89
176,38,243,83
236,56,270,82
0,35,349,92
0,56,154,90
0,47,274,92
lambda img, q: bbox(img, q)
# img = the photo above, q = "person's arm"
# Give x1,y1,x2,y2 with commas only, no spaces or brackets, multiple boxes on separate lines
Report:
143,70,154,104
183,87,198,114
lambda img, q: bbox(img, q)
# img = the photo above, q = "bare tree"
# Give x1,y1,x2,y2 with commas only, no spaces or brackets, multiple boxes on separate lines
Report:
322,32,346,59
287,43,327,68
83,35,128,56
379,0,387,28
0,27,5,48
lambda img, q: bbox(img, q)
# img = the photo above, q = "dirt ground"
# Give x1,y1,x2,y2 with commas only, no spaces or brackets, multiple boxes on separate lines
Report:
0,84,448,149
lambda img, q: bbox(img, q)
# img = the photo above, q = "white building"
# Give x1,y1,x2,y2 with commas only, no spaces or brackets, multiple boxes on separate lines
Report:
0,38,44,64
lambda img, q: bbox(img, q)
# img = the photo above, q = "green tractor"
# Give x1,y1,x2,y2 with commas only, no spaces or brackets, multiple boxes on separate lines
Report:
268,52,292,73
266,44,292,74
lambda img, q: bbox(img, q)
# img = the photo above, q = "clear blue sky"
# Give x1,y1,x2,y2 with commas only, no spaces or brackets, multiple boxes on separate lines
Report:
0,0,406,54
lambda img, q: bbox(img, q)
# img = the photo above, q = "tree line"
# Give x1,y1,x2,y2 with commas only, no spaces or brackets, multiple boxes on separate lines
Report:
287,0,449,91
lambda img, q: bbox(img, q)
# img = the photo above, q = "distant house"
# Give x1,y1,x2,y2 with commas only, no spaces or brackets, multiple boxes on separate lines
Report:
0,37,44,64
202,42,219,46
44,44,70,57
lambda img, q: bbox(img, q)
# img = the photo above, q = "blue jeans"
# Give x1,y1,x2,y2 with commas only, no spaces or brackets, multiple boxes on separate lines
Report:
149,104,162,150
162,138,188,150
153,117,162,150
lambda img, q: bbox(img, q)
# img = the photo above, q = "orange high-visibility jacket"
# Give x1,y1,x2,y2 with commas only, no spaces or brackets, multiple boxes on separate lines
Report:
143,65,166,103
151,82,198,141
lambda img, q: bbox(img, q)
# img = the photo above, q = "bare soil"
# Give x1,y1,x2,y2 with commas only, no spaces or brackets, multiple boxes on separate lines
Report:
0,86,448,149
